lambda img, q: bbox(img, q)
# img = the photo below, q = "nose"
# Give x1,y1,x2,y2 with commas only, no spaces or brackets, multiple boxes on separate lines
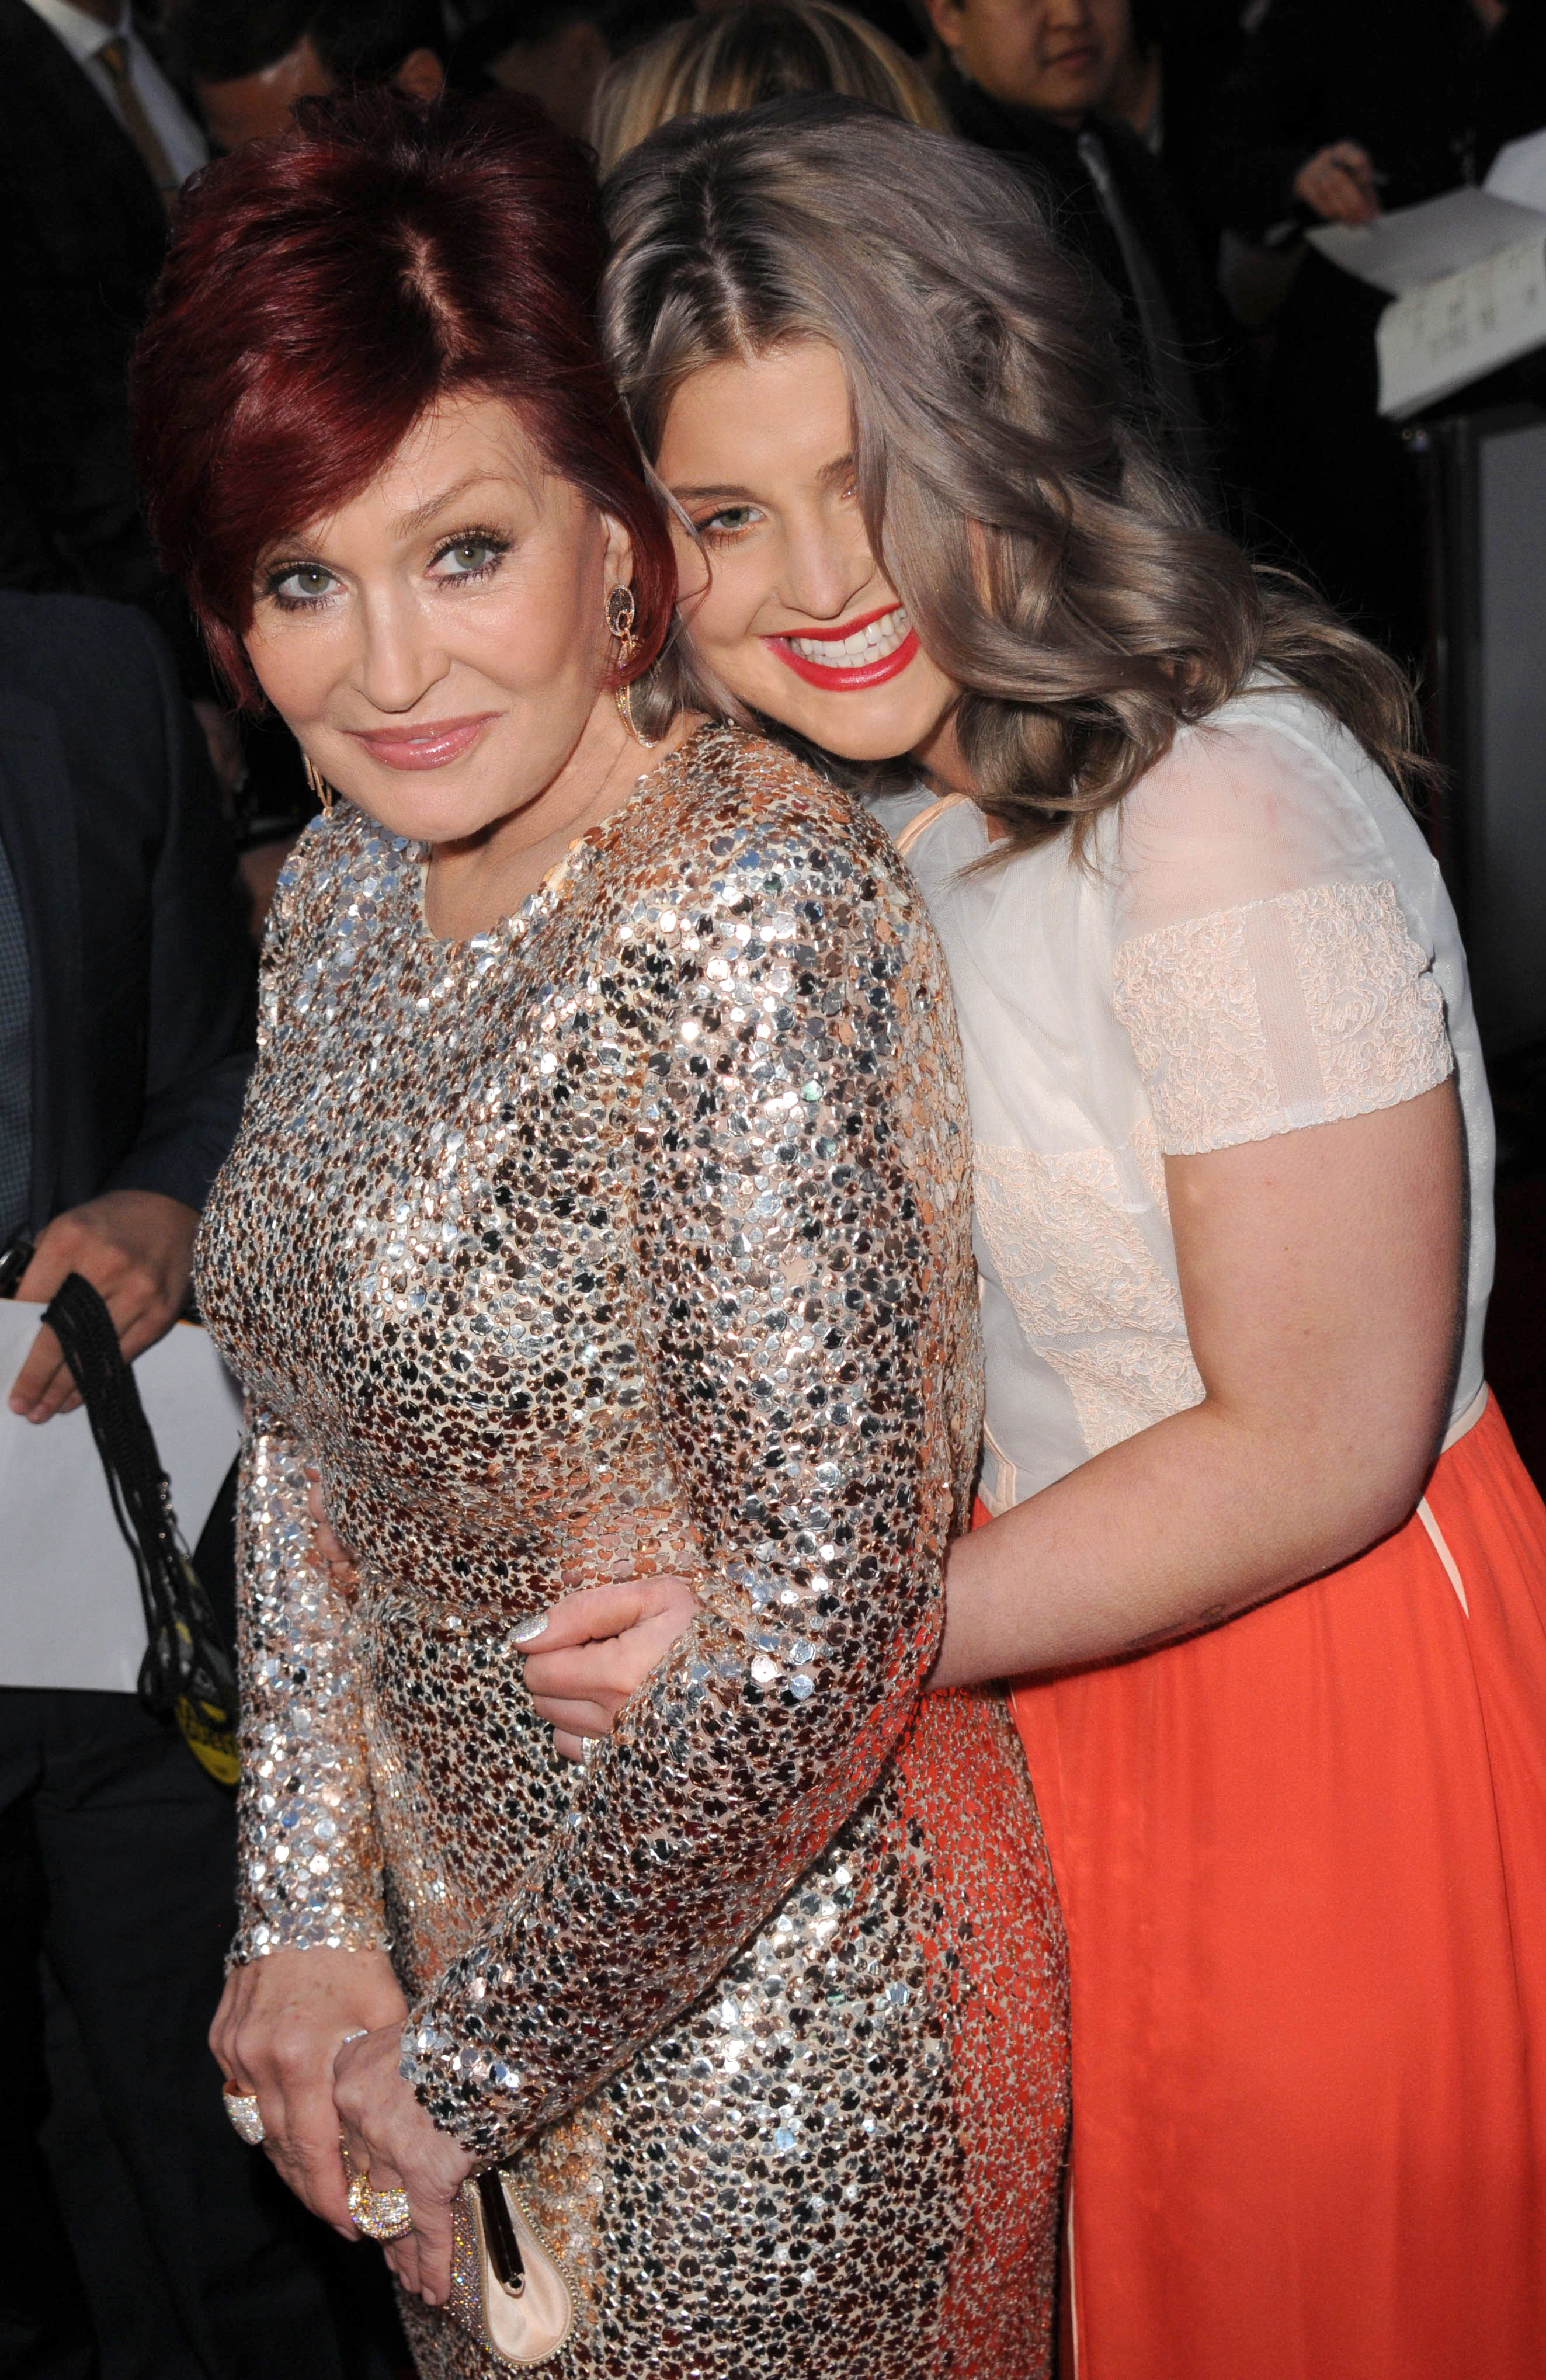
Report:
353,582,452,716
1044,0,1095,30
780,513,879,626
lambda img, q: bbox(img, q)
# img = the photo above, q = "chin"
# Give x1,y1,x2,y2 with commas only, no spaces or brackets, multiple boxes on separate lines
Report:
752,680,947,770
333,774,509,848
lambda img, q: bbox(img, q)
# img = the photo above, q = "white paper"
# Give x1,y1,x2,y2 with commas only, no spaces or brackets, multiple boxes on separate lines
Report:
1375,234,1546,418
0,1309,244,1693
1486,128,1546,217
1309,187,1546,296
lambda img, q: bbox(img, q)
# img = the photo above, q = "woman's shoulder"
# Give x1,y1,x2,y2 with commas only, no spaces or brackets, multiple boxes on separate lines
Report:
1113,687,1416,936
267,799,410,932
620,721,923,926
258,801,414,999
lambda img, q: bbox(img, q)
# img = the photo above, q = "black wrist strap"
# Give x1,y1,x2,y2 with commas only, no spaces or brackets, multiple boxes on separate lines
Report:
43,1271,239,1786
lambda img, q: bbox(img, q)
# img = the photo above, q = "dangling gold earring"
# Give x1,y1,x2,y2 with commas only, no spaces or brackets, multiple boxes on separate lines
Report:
606,583,658,751
303,753,335,818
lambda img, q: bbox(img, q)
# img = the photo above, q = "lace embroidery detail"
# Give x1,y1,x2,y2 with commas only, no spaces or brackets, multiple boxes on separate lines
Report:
974,1124,1205,1460
1112,880,1452,1156
975,1125,1179,1341
1037,1335,1204,1457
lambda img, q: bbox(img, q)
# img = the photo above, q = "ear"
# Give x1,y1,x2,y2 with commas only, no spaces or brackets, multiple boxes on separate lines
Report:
600,513,635,600
920,0,967,56
392,48,446,102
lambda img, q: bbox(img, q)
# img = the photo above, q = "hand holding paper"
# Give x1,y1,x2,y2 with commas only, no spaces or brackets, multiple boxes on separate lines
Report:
8,1189,199,1421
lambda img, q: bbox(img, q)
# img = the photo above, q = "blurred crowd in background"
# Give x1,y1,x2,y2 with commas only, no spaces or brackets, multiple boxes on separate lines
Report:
8,0,1546,926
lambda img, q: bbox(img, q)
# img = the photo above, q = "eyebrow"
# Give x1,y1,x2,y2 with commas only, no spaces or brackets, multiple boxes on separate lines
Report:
669,482,758,504
671,453,856,504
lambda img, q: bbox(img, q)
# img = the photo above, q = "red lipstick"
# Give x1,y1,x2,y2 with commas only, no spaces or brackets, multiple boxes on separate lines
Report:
763,603,919,692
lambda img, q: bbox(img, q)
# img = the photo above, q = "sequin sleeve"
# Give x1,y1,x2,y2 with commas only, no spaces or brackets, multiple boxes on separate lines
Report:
224,818,389,1964
229,1415,388,1961
402,801,977,2157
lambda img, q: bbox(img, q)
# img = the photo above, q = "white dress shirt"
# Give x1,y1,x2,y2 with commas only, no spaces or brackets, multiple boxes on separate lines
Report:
23,0,207,186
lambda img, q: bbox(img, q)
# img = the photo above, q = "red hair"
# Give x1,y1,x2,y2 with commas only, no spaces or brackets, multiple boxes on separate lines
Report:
131,88,675,706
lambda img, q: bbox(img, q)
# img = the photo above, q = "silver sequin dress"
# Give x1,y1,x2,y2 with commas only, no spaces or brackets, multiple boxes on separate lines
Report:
197,725,1069,2378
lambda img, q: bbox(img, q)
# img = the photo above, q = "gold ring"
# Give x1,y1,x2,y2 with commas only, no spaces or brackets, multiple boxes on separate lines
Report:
223,2087,265,2146
347,2169,414,2242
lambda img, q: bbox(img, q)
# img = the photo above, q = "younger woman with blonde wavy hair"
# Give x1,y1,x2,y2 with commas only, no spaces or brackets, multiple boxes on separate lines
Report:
519,96,1546,2380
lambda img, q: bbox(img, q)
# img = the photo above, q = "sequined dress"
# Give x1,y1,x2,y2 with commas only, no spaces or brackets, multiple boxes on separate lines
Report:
197,725,1069,2379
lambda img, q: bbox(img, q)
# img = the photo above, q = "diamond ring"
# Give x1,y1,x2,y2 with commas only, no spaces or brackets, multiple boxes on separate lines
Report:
223,2086,265,2146
347,2170,414,2242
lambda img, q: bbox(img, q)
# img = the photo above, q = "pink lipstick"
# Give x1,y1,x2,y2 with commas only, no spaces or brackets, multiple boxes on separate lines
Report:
344,713,499,770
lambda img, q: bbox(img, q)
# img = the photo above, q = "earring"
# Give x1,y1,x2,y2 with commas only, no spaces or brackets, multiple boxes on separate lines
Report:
606,583,658,751
303,753,335,818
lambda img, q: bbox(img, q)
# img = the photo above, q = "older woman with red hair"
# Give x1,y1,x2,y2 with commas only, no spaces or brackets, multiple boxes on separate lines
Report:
130,89,1069,2379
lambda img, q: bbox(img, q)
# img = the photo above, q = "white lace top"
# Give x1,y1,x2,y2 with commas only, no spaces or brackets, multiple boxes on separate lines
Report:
870,687,1494,1511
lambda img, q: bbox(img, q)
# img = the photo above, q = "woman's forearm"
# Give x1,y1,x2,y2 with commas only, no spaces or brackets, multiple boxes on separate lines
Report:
932,1092,1465,1690
931,1391,1436,1689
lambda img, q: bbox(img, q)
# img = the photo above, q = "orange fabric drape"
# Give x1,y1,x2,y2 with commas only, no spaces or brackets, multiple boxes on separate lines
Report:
1006,1393,1546,2378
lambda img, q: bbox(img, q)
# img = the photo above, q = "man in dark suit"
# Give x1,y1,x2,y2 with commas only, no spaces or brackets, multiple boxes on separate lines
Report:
170,0,444,153
0,4,204,658
0,593,357,2379
920,0,1246,520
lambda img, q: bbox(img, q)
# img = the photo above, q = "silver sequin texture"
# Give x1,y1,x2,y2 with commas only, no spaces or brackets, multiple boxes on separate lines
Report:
199,726,1069,2376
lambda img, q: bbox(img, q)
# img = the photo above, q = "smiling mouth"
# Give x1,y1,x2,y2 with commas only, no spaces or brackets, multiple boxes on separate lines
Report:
343,714,498,770
765,603,920,690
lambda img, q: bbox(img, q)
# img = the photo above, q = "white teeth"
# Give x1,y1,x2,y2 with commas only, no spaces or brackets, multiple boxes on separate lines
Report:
785,606,909,666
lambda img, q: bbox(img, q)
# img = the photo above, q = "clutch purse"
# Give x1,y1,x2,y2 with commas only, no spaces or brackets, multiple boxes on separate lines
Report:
448,2166,576,2368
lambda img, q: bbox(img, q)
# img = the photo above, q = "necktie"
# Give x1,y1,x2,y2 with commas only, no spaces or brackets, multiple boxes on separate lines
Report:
98,34,177,211
1076,128,1209,484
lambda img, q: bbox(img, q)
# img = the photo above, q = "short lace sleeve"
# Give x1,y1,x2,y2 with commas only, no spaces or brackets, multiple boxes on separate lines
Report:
1110,706,1453,1155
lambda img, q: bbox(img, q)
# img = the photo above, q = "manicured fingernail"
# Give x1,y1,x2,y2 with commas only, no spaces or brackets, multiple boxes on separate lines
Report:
512,1610,550,1645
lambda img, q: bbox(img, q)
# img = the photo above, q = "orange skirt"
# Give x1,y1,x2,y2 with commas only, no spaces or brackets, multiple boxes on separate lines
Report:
1007,1391,1546,2379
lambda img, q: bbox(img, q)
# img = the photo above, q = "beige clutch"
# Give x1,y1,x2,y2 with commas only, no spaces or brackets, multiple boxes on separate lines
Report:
447,2167,576,2368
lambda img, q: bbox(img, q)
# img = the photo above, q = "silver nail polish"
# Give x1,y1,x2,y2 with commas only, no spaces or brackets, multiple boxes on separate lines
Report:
510,1610,550,1645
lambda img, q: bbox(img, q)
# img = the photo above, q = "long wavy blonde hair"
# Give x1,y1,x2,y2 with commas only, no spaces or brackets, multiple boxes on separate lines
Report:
589,1,947,173
601,99,1432,853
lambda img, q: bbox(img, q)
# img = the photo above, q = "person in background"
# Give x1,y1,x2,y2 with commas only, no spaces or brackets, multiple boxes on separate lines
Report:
169,0,445,153
0,594,357,2378
1207,0,1546,663
1205,0,1495,242
1104,0,1244,247
448,0,690,138
0,0,213,718
590,0,947,169
918,0,1242,520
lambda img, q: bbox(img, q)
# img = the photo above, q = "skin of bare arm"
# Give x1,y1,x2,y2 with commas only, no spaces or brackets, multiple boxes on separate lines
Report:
524,1076,1463,1738
930,1075,1462,1683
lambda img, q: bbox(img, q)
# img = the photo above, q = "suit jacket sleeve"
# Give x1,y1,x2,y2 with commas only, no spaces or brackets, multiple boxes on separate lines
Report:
103,610,255,1211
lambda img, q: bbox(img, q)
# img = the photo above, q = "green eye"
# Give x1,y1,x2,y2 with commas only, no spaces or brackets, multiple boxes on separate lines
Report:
433,536,505,578
270,562,337,605
697,506,762,541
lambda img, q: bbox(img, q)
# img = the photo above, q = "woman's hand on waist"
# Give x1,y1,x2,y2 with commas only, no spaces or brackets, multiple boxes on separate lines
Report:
305,1467,361,1595
211,1946,408,2235
522,1575,700,1761
333,2024,475,2307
